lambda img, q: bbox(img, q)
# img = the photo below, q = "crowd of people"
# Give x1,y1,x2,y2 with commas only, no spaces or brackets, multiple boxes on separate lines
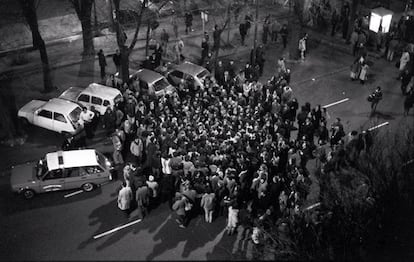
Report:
74,47,381,254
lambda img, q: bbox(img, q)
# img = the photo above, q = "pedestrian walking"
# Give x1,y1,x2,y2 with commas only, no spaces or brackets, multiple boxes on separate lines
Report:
172,193,187,228
298,34,308,61
367,86,383,114
262,17,270,44
399,48,410,78
280,24,288,48
331,9,339,36
200,37,209,65
113,49,121,74
98,49,107,80
226,197,240,235
359,62,369,85
270,18,281,43
386,37,398,61
277,57,286,74
112,130,124,165
200,187,215,223
78,106,95,139
118,181,133,218
184,12,193,34
171,16,179,39
160,29,170,50
239,22,247,46
135,182,150,221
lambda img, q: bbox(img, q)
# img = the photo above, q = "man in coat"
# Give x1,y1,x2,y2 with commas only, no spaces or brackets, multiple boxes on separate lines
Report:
135,181,150,221
98,49,107,80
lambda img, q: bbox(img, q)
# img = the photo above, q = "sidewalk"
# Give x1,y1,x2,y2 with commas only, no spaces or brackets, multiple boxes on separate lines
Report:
0,3,292,81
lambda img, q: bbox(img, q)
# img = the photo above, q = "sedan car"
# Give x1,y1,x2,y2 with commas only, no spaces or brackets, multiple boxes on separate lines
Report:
18,98,83,136
165,61,211,91
10,149,114,199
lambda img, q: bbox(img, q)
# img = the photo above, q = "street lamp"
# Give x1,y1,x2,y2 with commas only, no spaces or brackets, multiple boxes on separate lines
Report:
369,7,393,33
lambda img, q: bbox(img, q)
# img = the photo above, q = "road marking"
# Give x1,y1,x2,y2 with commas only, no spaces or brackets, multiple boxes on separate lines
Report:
304,202,321,211
93,219,142,240
323,98,350,108
64,190,84,198
368,122,389,131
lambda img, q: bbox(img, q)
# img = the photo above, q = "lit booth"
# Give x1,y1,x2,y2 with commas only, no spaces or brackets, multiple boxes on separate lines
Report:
369,7,393,33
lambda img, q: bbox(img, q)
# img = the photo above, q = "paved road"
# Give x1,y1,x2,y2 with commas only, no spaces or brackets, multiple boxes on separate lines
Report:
0,38,411,260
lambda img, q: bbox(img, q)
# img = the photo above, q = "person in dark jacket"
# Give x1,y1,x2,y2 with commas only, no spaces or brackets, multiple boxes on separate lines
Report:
200,37,209,65
98,49,107,80
280,24,288,48
103,106,117,136
113,49,121,73
185,12,193,34
239,22,247,45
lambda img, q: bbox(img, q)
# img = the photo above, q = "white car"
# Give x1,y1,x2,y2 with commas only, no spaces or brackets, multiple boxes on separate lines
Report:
59,83,123,115
10,149,114,199
18,98,83,135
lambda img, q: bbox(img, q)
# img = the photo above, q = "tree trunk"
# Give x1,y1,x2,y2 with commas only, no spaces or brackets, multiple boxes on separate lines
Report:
19,0,54,93
71,0,95,56
145,23,151,57
120,46,130,83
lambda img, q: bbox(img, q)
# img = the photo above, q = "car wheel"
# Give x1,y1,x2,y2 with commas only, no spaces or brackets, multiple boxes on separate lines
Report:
82,183,94,192
22,189,35,199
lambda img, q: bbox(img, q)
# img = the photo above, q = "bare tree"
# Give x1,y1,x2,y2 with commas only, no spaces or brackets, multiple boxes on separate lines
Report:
19,0,54,93
70,0,95,56
113,0,147,83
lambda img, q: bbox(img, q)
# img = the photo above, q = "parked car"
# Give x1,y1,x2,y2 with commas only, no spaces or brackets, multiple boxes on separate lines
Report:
130,68,176,98
18,98,83,136
59,83,123,115
166,61,211,91
10,149,114,199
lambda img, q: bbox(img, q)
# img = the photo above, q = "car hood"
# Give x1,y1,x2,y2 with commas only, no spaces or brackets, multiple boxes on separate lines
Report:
10,162,37,187
18,100,47,115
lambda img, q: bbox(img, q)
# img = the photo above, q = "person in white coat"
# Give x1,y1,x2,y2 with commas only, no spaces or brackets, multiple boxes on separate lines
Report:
399,48,410,78
359,62,369,85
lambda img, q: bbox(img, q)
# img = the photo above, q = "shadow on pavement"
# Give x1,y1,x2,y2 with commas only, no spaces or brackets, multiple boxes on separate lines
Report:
78,198,129,250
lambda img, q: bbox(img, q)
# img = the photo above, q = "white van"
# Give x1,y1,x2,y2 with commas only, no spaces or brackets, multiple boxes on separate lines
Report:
59,83,123,115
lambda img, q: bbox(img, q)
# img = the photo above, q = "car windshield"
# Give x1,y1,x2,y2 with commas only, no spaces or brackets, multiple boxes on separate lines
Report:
96,151,106,168
69,107,81,123
153,78,170,91
197,70,209,79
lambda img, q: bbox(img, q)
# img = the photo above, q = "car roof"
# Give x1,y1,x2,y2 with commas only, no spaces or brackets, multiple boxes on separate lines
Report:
46,149,99,171
84,83,122,99
131,69,164,83
173,62,208,76
42,98,81,114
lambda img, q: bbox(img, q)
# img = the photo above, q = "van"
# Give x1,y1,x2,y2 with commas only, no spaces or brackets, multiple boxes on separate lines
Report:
10,149,114,199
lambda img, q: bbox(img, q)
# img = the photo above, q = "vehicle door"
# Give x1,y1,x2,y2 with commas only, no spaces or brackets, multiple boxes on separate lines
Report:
39,169,65,193
80,165,107,184
34,109,54,131
77,93,91,108
167,70,184,86
91,96,104,115
53,112,71,133
62,167,82,190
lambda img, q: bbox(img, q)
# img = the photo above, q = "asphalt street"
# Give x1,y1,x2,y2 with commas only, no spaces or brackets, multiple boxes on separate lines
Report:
0,38,411,260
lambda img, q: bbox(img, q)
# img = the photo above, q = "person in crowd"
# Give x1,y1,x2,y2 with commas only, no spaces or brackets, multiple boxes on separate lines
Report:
298,33,308,61
239,21,248,46
359,62,369,85
404,88,414,116
135,180,150,221
200,37,209,65
118,181,133,218
78,106,95,139
400,68,412,95
399,47,411,78
200,186,216,223
184,12,193,34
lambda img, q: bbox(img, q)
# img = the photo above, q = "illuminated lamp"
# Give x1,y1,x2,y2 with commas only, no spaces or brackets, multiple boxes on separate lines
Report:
369,7,393,33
